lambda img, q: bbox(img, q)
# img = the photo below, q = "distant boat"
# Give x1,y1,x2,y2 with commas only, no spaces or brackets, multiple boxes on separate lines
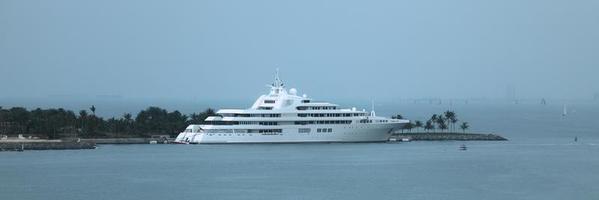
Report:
459,144,467,151
562,104,568,116
541,98,546,105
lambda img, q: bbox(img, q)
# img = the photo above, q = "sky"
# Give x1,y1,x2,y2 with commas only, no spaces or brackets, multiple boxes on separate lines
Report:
1,0,598,104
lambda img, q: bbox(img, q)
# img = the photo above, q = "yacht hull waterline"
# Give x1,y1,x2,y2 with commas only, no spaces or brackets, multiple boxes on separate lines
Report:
174,70,408,144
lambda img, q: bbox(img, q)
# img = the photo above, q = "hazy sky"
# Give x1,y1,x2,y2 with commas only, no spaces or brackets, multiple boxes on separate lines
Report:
1,0,598,102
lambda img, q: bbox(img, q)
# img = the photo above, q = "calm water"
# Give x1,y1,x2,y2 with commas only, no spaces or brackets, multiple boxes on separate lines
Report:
1,103,599,200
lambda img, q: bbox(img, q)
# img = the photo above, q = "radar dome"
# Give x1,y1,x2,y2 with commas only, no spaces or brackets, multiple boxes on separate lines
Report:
289,88,297,95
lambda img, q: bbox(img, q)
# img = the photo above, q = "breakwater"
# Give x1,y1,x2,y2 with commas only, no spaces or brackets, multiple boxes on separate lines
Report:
391,132,507,141
81,138,171,144
0,140,96,151
82,138,152,144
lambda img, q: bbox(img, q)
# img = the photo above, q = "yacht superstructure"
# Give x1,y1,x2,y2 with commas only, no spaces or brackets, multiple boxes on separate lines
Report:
174,71,408,143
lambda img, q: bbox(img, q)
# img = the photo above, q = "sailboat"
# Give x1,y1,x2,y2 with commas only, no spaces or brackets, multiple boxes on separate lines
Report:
562,104,567,116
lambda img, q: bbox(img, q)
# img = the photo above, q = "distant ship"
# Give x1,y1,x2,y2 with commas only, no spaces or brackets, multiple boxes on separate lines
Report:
174,71,409,144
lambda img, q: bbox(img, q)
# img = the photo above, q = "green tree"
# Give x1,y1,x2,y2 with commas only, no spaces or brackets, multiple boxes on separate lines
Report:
7,107,29,134
189,108,216,124
460,122,470,133
435,114,446,132
135,107,169,136
86,115,103,138
444,110,458,132
424,120,434,133
404,122,414,133
167,110,188,137
438,121,448,132
414,120,423,132
0,106,227,139
122,113,133,135
78,110,88,136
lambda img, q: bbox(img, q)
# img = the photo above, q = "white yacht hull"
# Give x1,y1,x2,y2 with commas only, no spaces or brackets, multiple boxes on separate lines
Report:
174,123,403,144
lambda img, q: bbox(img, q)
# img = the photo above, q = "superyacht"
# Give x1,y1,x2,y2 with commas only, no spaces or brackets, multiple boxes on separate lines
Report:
174,71,408,143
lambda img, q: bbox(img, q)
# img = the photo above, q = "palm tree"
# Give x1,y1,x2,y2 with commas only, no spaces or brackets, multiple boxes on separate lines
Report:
414,120,423,132
90,105,96,115
460,122,470,133
438,121,448,132
430,114,438,123
123,113,132,122
444,111,452,131
444,111,458,132
122,113,133,136
435,114,446,132
424,120,434,133
450,118,458,132
405,122,414,133
430,114,438,132
78,110,88,134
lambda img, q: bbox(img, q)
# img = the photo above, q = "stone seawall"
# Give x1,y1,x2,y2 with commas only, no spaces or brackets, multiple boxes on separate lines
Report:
82,138,150,144
81,138,171,144
391,132,507,141
0,140,96,151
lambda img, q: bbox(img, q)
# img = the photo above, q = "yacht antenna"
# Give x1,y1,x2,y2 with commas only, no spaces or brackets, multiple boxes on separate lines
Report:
370,100,376,117
274,68,283,87
268,68,285,95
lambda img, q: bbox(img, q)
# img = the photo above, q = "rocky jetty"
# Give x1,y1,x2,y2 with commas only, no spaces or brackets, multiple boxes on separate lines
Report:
391,132,507,141
81,137,171,144
0,139,96,151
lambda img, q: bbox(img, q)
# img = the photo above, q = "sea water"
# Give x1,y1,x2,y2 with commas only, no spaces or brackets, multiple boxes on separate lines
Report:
1,103,598,200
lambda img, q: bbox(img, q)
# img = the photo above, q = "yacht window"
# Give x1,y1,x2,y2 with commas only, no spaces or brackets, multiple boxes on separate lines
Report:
264,100,276,104
296,106,308,110
299,128,311,133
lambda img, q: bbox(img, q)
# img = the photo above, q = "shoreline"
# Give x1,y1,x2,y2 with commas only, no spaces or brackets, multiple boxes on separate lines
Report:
0,137,171,151
0,140,96,151
391,132,507,141
1,133,507,151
